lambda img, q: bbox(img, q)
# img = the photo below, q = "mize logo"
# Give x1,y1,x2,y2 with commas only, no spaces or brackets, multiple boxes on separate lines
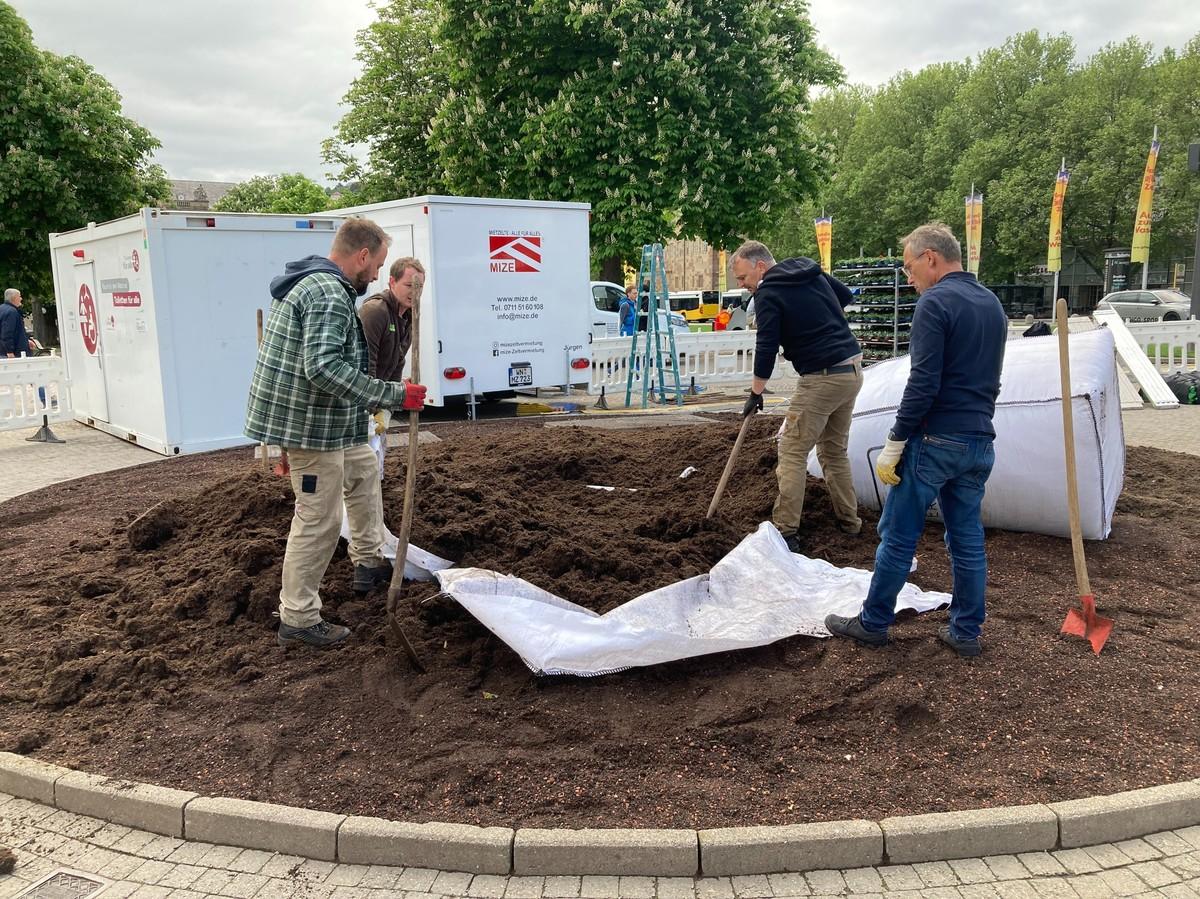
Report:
489,232,542,272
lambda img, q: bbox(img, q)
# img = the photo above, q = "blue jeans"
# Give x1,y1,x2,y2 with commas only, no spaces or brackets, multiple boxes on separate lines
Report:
860,433,996,640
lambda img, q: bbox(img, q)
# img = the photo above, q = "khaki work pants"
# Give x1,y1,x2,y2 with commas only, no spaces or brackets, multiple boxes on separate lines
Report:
773,367,864,537
279,443,386,628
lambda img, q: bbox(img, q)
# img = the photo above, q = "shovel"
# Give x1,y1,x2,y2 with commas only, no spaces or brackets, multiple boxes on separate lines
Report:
706,413,754,518
385,280,427,673
1054,298,1113,654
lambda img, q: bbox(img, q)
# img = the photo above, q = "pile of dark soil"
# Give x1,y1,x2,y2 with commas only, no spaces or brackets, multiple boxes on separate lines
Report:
0,417,1197,829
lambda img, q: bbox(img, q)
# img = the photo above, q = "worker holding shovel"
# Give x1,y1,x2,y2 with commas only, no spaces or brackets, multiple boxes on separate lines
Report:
825,223,1006,657
245,219,427,649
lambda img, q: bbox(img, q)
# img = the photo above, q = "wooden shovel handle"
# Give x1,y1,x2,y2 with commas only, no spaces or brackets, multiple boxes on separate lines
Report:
1055,299,1090,597
707,414,754,518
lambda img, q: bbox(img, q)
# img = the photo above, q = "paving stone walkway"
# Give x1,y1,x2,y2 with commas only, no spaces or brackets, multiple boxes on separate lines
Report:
2,793,1200,898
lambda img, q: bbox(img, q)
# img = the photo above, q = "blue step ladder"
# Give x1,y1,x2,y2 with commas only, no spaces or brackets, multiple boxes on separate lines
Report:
625,243,683,408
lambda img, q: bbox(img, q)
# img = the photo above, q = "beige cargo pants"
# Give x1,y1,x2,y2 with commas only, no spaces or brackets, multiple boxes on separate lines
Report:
279,443,386,628
773,367,864,537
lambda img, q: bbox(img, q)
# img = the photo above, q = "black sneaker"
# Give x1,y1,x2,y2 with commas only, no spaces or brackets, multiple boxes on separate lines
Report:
353,560,394,595
783,532,804,554
824,613,888,647
938,624,982,657
277,619,350,648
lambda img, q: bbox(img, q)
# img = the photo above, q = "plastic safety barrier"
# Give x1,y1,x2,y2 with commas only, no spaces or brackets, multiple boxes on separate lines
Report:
0,353,73,433
588,331,761,395
1124,318,1200,376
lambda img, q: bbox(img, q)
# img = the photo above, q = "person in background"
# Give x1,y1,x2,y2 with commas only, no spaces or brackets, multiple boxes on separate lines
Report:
245,218,427,649
619,283,638,337
0,288,31,358
359,256,424,436
732,240,864,552
825,222,1007,658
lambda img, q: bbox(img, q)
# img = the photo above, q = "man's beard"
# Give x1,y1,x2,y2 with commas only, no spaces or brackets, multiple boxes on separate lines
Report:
352,272,373,295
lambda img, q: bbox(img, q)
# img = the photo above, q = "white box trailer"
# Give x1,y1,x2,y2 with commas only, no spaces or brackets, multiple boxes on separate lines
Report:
49,208,344,455
326,195,592,404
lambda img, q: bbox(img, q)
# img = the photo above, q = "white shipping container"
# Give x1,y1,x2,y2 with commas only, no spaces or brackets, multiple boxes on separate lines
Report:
327,195,592,404
49,209,344,455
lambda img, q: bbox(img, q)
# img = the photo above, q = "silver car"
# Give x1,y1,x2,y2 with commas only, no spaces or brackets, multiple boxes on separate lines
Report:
1096,289,1192,322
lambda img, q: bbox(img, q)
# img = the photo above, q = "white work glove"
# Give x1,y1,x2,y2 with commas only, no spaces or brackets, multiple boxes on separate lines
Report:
372,408,392,435
875,437,907,486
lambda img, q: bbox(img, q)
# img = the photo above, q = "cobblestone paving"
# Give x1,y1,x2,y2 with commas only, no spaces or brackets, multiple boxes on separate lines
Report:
3,794,1200,899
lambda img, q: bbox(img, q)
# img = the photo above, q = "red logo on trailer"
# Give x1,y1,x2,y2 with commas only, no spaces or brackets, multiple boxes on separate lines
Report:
131,250,140,273
488,234,542,272
78,285,98,355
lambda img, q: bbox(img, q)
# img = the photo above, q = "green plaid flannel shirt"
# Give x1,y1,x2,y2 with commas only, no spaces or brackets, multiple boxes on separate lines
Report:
245,271,407,451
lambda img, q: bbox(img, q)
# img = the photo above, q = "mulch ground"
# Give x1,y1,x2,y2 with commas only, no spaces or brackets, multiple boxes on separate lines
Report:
0,414,1197,829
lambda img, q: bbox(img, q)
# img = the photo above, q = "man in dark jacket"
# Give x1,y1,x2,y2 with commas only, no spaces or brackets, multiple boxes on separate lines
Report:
732,240,863,551
825,223,1007,657
358,256,423,435
0,288,31,358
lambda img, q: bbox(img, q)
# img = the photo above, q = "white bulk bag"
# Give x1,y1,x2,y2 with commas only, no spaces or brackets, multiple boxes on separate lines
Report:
808,327,1124,539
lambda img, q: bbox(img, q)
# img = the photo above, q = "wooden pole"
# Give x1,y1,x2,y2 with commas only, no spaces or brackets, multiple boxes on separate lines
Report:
257,309,269,473
706,414,754,519
1056,299,1090,597
386,280,426,672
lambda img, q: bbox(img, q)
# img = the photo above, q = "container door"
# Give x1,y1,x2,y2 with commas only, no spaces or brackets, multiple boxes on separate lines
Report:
71,261,110,421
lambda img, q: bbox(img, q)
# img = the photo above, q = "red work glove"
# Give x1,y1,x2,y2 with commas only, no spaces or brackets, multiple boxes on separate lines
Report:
401,380,427,411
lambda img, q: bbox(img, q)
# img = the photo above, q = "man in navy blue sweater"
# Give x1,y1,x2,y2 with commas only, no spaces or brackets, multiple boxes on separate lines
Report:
732,240,863,551
826,223,1007,657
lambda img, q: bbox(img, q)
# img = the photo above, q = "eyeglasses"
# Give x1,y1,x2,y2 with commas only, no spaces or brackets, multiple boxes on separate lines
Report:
902,250,930,277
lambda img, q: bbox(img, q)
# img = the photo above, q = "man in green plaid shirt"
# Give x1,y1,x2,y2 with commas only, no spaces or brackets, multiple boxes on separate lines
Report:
246,218,428,648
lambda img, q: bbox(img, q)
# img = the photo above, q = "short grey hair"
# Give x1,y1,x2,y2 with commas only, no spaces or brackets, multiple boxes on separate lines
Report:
731,240,776,268
4,288,19,303
901,223,962,264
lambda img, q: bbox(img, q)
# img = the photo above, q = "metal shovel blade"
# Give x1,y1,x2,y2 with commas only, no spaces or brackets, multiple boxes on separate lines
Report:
1060,594,1114,655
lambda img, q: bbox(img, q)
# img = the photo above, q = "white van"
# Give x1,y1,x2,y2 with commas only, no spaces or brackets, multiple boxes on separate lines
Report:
590,281,690,340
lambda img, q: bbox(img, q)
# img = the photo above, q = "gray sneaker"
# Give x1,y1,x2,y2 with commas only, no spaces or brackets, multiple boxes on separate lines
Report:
277,619,350,648
353,560,394,595
938,624,982,657
824,613,888,647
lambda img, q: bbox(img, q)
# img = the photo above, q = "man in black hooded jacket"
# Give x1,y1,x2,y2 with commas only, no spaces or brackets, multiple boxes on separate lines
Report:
731,240,863,551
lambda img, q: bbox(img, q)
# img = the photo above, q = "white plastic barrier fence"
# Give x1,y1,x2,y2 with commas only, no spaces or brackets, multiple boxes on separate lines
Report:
1124,319,1200,375
588,331,760,395
0,353,73,432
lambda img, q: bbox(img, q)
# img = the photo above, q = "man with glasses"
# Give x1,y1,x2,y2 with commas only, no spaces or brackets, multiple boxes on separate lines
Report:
732,240,864,551
825,223,1007,657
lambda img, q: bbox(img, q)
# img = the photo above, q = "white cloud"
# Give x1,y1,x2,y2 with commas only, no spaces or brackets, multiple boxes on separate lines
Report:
12,1,1200,187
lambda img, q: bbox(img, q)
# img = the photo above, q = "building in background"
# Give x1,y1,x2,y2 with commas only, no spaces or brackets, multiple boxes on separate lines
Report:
164,179,238,211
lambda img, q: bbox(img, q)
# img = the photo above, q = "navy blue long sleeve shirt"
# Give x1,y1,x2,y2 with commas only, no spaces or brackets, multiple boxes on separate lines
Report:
752,257,860,379
891,271,1007,441
0,302,31,357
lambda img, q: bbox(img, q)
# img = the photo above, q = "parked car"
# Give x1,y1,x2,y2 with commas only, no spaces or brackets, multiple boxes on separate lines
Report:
1095,289,1191,322
589,281,689,339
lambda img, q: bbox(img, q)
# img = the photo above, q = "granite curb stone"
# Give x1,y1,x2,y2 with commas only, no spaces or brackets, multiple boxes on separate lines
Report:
339,816,513,873
881,805,1058,864
0,752,67,806
1049,782,1200,848
53,769,198,838
184,796,344,861
698,821,883,875
514,829,698,876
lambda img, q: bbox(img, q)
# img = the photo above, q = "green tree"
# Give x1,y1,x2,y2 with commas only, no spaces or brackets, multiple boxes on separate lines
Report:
323,0,449,202
213,173,330,214
0,2,168,302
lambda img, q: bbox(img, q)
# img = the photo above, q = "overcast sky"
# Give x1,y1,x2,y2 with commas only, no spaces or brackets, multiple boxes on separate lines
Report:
14,1,1200,186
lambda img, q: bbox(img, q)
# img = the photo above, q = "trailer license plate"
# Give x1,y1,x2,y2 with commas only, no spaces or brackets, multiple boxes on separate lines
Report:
508,363,533,387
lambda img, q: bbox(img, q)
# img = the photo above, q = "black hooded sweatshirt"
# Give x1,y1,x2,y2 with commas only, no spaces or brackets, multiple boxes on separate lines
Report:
752,257,860,379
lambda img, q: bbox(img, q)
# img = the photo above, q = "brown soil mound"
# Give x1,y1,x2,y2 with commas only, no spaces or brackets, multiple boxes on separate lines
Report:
0,418,1197,829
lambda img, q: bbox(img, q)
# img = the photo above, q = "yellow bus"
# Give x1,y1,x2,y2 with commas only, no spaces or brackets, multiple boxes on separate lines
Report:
668,290,722,323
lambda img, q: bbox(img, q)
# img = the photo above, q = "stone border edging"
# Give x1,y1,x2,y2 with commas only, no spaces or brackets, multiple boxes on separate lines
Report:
2,753,1199,876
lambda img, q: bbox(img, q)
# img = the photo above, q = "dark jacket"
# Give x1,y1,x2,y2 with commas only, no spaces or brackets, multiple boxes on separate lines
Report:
358,289,413,381
269,255,356,300
752,257,860,379
0,301,30,357
891,271,1007,441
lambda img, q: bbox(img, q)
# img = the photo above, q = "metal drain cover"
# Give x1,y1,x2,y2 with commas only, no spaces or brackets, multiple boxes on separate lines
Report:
15,870,109,899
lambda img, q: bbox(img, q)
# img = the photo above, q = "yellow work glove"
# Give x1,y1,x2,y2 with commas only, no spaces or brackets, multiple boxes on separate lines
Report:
372,409,392,435
875,437,907,486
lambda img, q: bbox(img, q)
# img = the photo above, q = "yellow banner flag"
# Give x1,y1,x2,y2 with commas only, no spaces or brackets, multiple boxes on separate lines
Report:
814,216,832,272
718,249,727,294
1047,167,1070,273
1130,136,1160,264
964,193,983,275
